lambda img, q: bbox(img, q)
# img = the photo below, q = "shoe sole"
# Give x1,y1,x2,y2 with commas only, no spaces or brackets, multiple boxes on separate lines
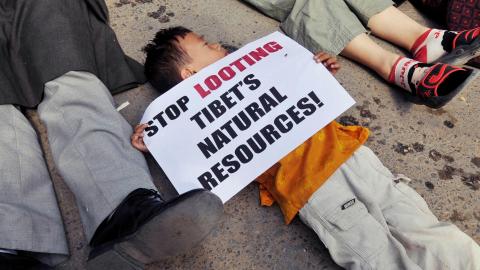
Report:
436,37,480,66
87,190,223,270
86,248,144,270
407,66,479,109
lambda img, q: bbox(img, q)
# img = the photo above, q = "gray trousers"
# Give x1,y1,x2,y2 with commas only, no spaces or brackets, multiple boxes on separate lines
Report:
0,71,156,265
242,0,393,55
300,146,480,270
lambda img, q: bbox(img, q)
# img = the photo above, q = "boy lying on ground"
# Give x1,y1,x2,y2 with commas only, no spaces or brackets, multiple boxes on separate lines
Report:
132,27,480,270
242,0,480,109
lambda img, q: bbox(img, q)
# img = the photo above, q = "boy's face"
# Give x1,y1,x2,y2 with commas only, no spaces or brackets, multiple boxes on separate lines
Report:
178,32,228,79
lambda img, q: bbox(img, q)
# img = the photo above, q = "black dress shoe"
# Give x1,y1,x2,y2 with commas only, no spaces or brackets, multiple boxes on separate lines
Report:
0,252,52,270
87,188,223,270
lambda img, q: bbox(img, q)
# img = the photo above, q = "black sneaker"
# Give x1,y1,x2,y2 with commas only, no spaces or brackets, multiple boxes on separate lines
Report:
87,188,223,270
437,28,480,66
0,252,52,270
408,63,478,109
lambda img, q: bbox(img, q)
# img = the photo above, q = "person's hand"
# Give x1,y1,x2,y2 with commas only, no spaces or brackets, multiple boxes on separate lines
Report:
131,124,149,153
314,52,340,75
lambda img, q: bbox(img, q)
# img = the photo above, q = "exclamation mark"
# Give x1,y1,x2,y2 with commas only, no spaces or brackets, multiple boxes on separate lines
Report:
308,91,324,108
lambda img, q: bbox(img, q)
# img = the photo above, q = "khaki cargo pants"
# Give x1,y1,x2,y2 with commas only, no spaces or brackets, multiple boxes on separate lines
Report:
300,146,480,270
242,0,393,55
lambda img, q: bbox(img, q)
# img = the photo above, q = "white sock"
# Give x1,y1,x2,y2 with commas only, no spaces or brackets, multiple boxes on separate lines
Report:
389,57,430,93
411,29,450,63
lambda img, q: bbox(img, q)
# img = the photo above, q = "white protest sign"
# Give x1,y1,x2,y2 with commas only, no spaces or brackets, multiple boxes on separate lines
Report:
141,31,355,203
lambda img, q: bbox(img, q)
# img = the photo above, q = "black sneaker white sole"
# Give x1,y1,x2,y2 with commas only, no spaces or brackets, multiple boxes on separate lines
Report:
407,66,479,109
436,36,480,66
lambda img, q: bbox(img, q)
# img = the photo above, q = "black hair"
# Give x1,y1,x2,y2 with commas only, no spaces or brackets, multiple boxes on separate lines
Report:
143,26,192,94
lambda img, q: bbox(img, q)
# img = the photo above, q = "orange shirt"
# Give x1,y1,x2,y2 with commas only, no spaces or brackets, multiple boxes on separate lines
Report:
256,121,369,224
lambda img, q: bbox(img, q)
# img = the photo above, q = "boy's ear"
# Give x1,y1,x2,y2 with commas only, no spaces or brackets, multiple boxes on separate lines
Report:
180,67,195,80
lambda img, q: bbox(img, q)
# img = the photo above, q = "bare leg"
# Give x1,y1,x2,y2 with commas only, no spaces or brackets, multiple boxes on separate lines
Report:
368,6,429,51
341,33,400,82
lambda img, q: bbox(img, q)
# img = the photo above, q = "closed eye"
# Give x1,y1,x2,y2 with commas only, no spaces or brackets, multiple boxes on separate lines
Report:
199,35,208,46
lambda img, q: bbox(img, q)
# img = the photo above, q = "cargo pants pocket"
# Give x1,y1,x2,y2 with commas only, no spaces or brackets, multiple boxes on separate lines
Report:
325,199,388,260
301,196,389,266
